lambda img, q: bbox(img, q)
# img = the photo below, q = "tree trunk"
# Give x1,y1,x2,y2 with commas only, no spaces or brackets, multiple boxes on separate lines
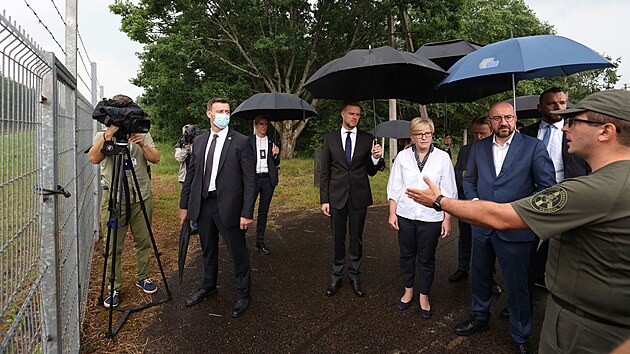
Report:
274,119,309,158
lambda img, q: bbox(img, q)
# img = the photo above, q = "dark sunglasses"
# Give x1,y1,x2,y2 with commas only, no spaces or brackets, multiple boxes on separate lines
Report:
564,117,606,128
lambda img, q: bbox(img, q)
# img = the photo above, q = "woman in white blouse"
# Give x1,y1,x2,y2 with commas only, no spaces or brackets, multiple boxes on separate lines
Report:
387,117,457,319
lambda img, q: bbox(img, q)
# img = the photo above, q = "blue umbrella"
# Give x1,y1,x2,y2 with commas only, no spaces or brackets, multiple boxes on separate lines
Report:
426,35,614,106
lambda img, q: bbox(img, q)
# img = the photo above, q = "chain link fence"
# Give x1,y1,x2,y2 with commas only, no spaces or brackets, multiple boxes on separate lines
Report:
1,12,99,353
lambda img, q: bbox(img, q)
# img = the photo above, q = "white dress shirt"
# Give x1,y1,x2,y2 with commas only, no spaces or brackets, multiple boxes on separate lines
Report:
387,147,457,222
204,127,228,192
339,127,380,165
492,132,516,176
537,120,565,182
256,134,269,173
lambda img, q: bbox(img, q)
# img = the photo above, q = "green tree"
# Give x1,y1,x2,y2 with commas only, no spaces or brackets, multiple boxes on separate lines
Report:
111,0,390,156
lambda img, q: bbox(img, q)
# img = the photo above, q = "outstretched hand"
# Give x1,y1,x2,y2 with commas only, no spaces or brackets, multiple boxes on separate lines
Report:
405,176,442,207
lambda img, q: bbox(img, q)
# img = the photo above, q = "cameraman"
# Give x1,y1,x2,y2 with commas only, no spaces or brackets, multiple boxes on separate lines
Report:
175,124,198,234
88,94,160,308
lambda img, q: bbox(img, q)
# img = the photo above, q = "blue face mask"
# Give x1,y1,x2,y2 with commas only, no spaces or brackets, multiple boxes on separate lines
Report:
213,113,230,129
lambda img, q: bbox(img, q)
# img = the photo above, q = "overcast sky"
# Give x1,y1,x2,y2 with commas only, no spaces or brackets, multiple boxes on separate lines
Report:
1,1,629,102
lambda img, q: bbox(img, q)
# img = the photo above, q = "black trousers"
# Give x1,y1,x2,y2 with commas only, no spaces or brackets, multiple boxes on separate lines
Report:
457,220,473,272
197,196,250,299
397,216,442,294
529,236,548,285
254,175,274,243
330,201,367,282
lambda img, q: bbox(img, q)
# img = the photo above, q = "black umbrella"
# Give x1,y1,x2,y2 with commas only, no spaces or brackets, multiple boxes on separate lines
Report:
370,120,411,139
304,45,446,103
505,95,574,119
231,92,319,121
178,221,192,285
416,39,482,71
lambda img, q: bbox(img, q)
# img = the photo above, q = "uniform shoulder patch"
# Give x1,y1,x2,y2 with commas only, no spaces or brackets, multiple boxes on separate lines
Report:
530,186,568,213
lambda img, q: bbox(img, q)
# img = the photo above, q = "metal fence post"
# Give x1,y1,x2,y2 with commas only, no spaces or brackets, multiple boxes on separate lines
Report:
40,51,61,354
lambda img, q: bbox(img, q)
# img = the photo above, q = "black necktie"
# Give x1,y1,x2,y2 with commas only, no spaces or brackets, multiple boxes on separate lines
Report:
345,131,352,165
202,134,218,199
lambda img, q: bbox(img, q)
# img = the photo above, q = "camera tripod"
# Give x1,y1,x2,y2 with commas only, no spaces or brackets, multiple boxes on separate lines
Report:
98,140,171,338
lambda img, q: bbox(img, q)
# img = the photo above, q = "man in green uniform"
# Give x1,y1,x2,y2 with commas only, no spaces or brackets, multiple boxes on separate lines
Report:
405,89,630,353
88,94,161,308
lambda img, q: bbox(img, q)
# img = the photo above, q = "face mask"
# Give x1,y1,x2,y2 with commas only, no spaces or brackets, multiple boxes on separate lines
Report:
213,113,230,129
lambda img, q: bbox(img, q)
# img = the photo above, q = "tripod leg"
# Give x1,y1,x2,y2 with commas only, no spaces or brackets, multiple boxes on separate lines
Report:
125,148,172,298
99,152,121,303
106,153,128,337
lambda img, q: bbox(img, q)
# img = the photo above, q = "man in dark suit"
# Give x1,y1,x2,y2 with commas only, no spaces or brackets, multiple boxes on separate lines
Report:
320,102,385,298
179,97,256,318
456,101,555,354
521,87,590,287
248,115,280,255
449,116,501,295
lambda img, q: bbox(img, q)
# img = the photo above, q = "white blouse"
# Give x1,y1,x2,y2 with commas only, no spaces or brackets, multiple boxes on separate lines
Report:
387,146,458,222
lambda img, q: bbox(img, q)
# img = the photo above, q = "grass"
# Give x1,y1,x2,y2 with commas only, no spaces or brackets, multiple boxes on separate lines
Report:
152,142,392,212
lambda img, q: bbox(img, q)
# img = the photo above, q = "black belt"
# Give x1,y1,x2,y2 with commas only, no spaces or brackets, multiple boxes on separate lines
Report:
207,190,218,199
256,173,269,178
551,295,630,329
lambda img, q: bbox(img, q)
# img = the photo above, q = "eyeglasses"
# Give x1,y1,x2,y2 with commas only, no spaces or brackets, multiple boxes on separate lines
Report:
490,115,516,123
564,117,606,128
411,132,433,138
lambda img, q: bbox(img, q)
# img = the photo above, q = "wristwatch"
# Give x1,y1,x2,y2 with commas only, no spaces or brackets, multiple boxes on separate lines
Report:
432,195,445,212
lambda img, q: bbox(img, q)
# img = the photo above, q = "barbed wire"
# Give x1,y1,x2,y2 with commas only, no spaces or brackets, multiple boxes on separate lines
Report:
77,73,92,95
77,30,92,64
77,50,92,81
48,0,66,26
22,0,66,55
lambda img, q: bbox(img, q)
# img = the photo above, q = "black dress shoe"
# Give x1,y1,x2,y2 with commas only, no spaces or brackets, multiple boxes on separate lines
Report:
500,307,510,319
448,270,469,282
454,315,488,336
231,297,250,318
185,287,217,307
255,242,271,255
325,279,342,297
515,342,532,354
350,278,365,297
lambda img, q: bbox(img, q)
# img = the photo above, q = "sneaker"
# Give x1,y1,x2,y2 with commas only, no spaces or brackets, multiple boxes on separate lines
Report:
104,291,120,308
136,278,158,294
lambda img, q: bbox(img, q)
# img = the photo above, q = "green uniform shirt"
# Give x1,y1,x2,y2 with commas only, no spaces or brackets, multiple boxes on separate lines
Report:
93,131,155,201
512,160,630,327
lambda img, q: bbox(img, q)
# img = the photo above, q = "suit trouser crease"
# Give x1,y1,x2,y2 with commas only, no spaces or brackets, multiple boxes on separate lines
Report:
197,197,251,299
330,201,367,281
472,232,533,343
397,216,441,294
254,176,274,243
100,194,152,291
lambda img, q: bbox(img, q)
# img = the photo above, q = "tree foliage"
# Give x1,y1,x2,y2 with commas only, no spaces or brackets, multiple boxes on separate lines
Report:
111,0,619,153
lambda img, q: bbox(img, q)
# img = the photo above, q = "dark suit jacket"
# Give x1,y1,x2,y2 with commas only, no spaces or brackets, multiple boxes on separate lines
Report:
463,132,556,242
320,129,385,209
247,134,280,188
454,143,473,199
521,121,591,179
180,128,256,228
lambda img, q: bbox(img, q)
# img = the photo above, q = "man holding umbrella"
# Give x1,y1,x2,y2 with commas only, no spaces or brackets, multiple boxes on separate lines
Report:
320,102,385,298
248,115,280,255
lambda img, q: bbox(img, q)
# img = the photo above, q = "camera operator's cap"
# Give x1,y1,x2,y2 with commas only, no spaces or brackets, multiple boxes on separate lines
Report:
551,89,630,122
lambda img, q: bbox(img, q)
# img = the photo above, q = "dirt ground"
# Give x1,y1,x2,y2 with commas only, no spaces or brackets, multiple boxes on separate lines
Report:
81,205,547,353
